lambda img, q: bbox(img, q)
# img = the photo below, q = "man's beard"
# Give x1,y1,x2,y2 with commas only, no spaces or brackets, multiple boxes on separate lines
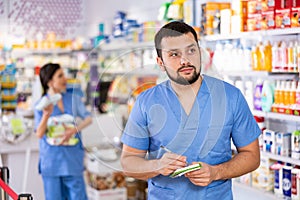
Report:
165,65,201,85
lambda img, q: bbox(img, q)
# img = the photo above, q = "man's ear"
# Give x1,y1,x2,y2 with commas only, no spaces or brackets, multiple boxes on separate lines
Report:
156,57,165,71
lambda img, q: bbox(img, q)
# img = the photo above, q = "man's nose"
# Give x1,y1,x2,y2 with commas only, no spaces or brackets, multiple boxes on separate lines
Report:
180,56,191,66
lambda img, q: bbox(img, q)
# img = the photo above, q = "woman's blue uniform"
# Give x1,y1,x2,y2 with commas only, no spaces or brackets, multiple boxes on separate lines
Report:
121,75,261,200
34,92,91,200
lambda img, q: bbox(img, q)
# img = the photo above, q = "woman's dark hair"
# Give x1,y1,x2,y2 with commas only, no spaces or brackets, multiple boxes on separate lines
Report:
154,21,199,59
39,63,61,95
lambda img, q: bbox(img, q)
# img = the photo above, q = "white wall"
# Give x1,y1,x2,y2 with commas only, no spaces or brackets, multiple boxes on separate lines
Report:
82,0,166,37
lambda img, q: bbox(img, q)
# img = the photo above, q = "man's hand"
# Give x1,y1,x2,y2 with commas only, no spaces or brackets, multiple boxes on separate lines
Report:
157,152,187,176
184,162,217,186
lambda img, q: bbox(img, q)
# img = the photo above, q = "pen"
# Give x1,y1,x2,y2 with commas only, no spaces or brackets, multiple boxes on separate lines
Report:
160,145,172,153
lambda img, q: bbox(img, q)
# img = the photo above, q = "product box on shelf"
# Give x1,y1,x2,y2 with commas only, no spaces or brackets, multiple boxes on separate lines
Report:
274,0,287,9
291,7,300,27
262,0,275,12
261,10,276,29
275,8,291,28
291,130,300,159
247,13,262,31
200,2,231,35
270,162,284,197
252,155,276,191
86,185,127,200
248,0,262,14
85,150,127,200
85,169,127,200
291,168,300,199
263,129,276,154
275,132,291,157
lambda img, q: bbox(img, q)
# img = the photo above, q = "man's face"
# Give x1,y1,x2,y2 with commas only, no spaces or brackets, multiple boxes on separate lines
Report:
157,32,201,85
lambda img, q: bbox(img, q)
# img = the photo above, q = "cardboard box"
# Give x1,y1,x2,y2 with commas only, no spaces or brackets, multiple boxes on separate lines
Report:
291,130,300,159
291,7,300,27
247,13,263,31
275,0,286,9
86,186,127,200
262,0,275,12
248,0,262,14
275,8,291,28
275,132,291,157
201,2,231,35
252,155,276,191
263,129,276,153
262,10,276,29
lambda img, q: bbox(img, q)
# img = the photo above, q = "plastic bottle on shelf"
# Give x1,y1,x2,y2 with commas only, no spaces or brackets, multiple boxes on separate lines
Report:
251,44,262,71
292,41,298,72
259,42,266,71
278,80,285,112
272,41,279,72
288,41,295,72
284,81,291,107
295,81,300,115
261,80,274,112
254,79,263,111
243,46,252,71
289,81,297,111
279,41,288,72
273,80,280,111
264,41,272,72
245,81,254,110
212,42,223,72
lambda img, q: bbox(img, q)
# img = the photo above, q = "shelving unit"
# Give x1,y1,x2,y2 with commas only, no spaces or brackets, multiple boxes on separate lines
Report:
202,27,300,42
203,27,300,199
252,110,300,123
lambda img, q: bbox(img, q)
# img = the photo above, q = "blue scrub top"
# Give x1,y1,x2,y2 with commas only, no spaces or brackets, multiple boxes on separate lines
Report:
34,92,91,176
121,75,261,200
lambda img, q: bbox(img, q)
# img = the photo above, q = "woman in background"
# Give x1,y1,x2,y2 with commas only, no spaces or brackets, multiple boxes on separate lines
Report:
34,63,92,200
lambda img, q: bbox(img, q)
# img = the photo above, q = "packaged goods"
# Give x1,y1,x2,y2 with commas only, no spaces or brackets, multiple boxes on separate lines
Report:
35,93,62,110
170,163,202,178
275,8,291,29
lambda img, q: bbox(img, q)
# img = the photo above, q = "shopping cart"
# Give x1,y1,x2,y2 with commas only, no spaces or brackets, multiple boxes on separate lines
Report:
0,167,33,200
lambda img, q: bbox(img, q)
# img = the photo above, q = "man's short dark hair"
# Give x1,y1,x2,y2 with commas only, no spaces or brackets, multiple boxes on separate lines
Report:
154,21,199,59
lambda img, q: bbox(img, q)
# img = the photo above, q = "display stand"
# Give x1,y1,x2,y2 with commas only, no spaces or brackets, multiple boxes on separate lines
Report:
0,167,33,200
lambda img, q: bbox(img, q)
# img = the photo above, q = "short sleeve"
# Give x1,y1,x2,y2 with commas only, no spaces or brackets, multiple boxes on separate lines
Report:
34,106,43,132
231,91,261,148
74,94,91,119
121,95,150,150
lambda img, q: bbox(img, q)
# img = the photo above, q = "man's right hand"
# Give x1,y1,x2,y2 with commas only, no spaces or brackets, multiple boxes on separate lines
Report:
157,152,187,176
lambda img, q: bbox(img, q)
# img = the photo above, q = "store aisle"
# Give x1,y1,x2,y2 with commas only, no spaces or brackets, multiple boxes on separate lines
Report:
233,181,279,200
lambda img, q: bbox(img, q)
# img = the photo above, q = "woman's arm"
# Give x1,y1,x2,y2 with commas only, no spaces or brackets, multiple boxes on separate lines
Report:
60,116,92,144
36,104,53,138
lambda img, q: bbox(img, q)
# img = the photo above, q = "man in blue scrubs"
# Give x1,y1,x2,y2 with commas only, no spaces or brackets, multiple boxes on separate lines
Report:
121,21,261,199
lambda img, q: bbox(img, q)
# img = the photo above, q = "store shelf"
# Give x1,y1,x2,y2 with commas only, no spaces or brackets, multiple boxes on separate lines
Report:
99,67,161,76
261,151,300,166
10,48,92,58
99,41,154,51
203,27,300,41
252,110,300,122
221,71,298,80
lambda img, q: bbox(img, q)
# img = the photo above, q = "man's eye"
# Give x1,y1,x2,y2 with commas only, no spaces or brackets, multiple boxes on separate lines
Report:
188,48,196,54
170,52,178,57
